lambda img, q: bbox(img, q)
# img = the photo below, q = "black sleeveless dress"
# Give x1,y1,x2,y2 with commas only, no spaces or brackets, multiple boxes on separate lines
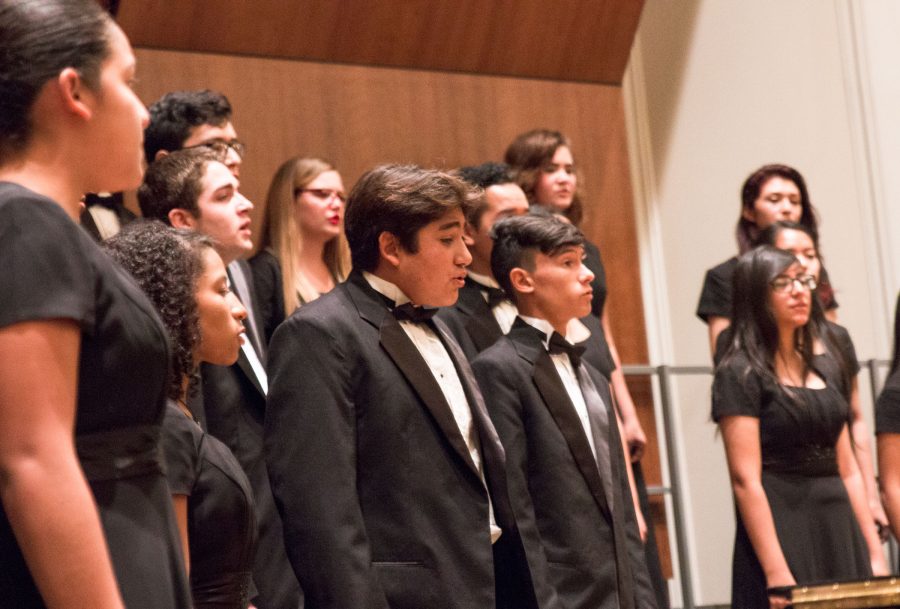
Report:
162,402,258,608
0,183,191,608
712,355,871,609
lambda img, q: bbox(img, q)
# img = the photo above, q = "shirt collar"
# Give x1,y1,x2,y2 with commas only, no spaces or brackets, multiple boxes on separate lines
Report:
363,271,411,307
467,270,501,290
519,315,592,348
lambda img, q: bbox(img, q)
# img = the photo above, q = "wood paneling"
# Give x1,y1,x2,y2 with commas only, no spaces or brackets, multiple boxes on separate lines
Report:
120,0,643,85
131,47,666,574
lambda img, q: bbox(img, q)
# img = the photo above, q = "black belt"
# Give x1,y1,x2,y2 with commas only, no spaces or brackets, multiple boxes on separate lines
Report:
76,424,163,482
763,446,838,477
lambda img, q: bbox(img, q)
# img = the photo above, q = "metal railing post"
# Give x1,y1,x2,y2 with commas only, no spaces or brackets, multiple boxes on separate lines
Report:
656,364,695,609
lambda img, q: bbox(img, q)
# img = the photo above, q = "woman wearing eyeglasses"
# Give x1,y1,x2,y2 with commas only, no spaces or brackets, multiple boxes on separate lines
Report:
713,246,886,609
756,222,888,539
250,157,350,344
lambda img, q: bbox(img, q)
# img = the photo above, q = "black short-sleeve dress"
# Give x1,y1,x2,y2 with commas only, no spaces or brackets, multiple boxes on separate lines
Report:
161,402,258,609
0,183,191,608
698,256,839,323
712,355,871,608
875,367,900,435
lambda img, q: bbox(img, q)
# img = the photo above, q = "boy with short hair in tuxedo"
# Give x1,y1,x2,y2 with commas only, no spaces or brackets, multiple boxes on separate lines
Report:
472,214,657,609
265,164,559,609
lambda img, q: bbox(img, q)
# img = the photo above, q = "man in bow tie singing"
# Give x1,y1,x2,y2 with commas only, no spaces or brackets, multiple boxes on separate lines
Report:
471,214,657,609
265,164,559,609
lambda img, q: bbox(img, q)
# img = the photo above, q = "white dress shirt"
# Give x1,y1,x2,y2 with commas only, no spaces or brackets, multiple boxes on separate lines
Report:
363,272,501,543
467,270,518,334
519,315,598,459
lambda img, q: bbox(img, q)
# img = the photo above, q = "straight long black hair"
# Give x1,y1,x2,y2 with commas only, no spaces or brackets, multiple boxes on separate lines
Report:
718,246,846,404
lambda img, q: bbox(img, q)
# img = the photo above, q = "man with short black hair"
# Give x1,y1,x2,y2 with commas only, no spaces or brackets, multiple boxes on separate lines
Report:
144,89,244,176
439,163,614,374
472,213,656,609
266,164,558,609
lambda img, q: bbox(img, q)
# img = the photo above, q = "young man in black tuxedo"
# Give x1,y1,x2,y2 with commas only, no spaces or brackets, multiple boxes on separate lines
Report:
439,163,617,378
471,214,657,609
138,144,301,609
265,164,558,609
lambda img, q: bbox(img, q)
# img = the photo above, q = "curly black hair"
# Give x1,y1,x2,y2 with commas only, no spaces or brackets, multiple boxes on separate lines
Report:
104,220,213,401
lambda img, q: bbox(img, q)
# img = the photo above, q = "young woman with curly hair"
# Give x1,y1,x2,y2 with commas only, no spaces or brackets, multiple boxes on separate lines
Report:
106,221,257,609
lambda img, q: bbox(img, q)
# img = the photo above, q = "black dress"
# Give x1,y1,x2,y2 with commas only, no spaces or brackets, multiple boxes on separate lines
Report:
875,366,900,434
162,402,258,609
0,183,191,608
248,249,286,346
712,355,871,609
581,239,616,379
697,256,838,323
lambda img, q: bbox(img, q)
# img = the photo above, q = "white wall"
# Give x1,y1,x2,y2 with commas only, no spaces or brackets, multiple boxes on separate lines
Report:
624,1,900,606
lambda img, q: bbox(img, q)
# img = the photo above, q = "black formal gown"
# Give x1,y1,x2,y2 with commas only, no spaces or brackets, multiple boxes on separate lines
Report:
712,355,871,609
0,182,191,608
162,402,258,609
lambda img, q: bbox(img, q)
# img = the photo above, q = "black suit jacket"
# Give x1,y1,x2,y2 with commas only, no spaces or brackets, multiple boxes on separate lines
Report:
438,279,616,379
472,319,656,609
265,270,558,609
201,259,302,609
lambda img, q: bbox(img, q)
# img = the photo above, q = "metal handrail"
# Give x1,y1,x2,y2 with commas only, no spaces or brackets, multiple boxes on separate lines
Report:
618,358,892,609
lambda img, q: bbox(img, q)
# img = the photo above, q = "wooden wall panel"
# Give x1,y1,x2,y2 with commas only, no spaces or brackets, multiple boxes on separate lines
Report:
132,47,666,573
121,0,643,85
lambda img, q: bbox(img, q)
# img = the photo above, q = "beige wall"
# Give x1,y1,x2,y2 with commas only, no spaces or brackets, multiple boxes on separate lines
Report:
625,0,896,605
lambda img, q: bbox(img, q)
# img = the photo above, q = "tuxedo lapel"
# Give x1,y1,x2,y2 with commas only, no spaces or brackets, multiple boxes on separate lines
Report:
236,347,265,396
513,322,612,522
344,273,482,480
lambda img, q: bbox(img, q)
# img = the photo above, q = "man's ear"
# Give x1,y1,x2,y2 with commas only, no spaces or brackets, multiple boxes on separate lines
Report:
509,267,534,295
154,149,170,162
57,67,93,121
378,231,402,268
168,208,198,229
463,222,476,247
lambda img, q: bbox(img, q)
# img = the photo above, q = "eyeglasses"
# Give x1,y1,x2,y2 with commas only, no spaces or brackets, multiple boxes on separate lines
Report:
770,274,817,293
294,188,347,203
186,138,246,159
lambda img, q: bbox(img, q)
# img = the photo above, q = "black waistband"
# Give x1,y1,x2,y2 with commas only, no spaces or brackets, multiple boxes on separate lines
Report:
763,446,838,477
76,424,163,482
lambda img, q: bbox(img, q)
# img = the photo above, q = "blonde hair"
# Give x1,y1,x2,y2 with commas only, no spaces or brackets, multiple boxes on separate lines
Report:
259,157,350,315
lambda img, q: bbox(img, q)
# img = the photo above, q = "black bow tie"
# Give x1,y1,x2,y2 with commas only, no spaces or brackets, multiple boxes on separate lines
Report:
483,285,508,308
393,302,438,323
548,331,586,367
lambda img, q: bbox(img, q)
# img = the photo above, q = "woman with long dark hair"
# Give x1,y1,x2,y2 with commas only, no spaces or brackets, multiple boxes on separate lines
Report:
698,164,838,356
756,222,888,535
106,222,257,609
714,246,885,609
0,1,190,606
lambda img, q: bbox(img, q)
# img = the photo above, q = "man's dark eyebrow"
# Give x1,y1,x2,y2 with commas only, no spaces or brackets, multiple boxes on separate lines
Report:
438,220,462,231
